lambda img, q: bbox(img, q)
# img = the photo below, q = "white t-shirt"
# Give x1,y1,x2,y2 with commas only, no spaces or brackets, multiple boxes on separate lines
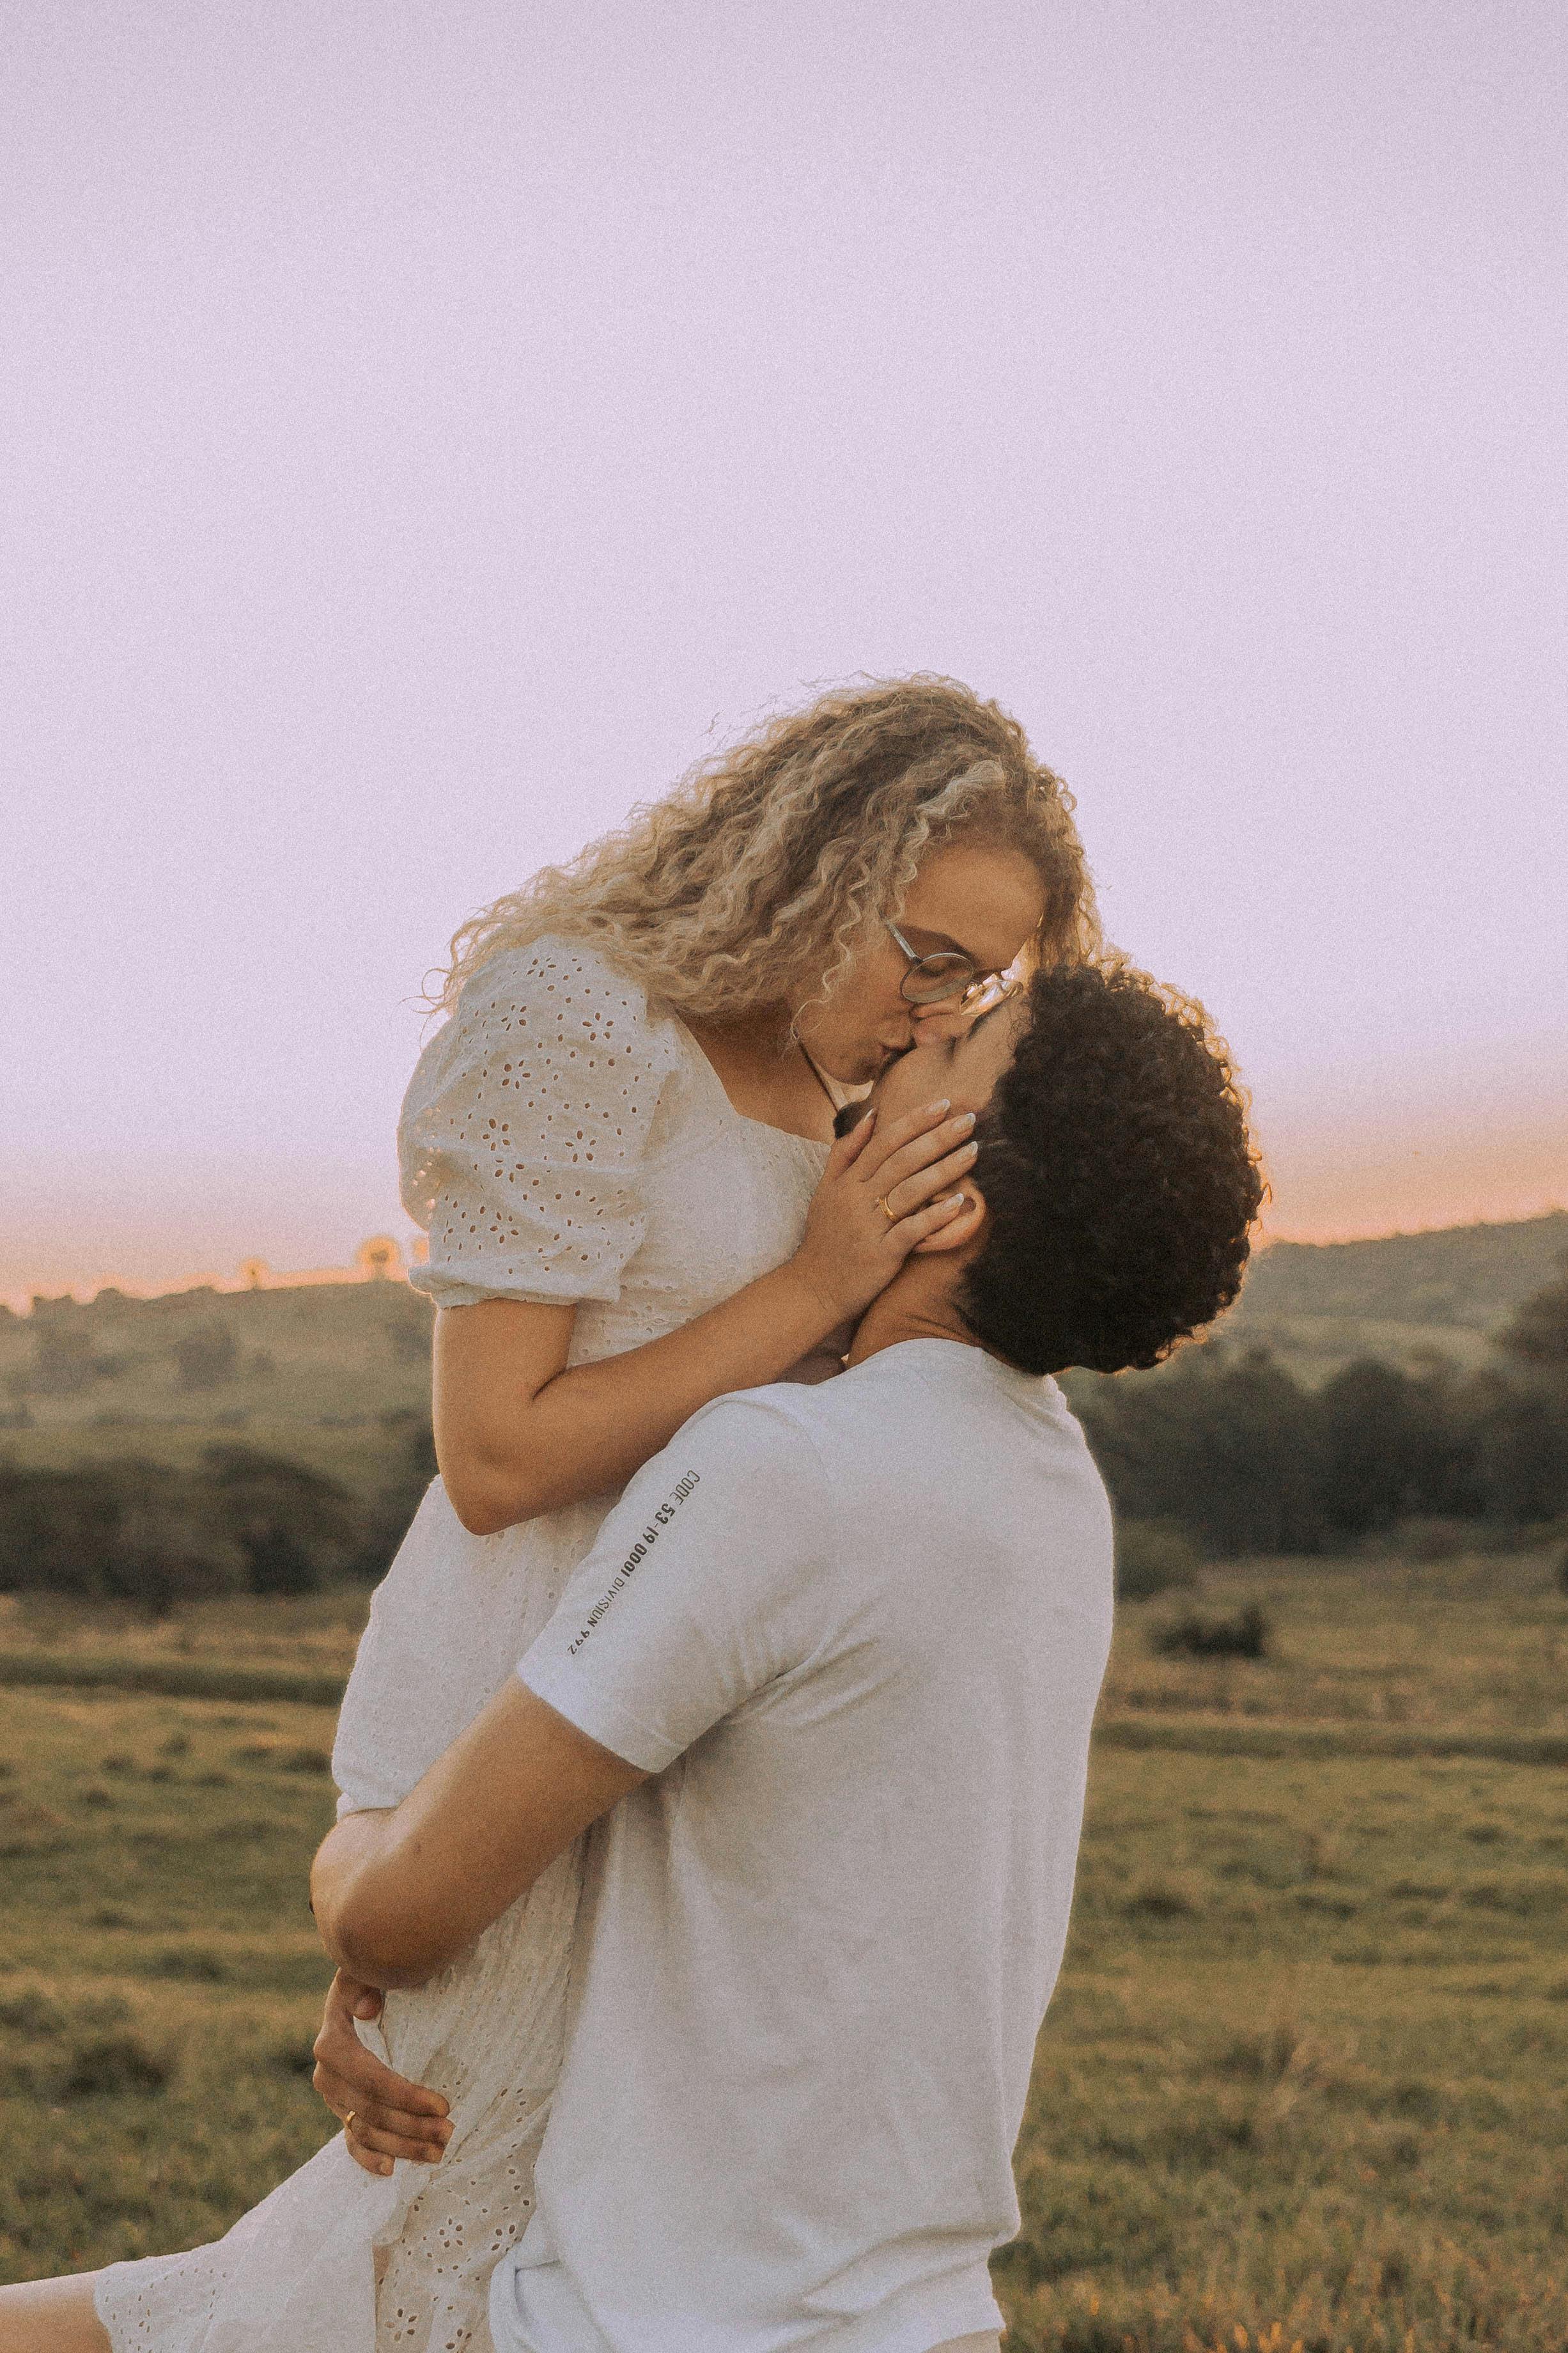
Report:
492,1338,1114,2353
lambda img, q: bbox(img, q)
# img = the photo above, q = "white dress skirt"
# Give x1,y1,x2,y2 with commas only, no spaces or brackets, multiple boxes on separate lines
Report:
93,938,829,2353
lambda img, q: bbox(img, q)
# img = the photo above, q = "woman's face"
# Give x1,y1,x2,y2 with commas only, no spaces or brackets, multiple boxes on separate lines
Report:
793,841,1047,1086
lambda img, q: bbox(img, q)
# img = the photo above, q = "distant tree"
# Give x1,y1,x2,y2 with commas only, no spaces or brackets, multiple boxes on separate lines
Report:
0,1460,246,1614
345,1412,439,1580
1078,1346,1323,1556
29,1324,105,1397
389,1317,433,1366
174,1321,239,1391
1463,1263,1568,1524
1468,1368,1568,1526
1312,1358,1479,1537
201,1445,358,1594
105,1490,249,1615
1496,1263,1568,1378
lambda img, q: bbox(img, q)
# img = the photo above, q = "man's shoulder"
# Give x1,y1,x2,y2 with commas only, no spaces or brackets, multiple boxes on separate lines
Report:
683,1353,901,1466
677,1350,949,1512
672,1383,837,1506
759,1344,1106,1515
675,1344,1096,1512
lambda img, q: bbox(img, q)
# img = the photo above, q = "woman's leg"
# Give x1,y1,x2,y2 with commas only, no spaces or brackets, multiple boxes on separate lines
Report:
0,2271,111,2352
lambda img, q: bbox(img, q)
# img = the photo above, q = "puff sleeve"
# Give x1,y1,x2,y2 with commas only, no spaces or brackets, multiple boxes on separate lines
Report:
398,937,683,1309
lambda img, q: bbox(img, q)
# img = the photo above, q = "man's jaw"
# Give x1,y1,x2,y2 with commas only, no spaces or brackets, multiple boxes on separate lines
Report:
832,1040,915,1132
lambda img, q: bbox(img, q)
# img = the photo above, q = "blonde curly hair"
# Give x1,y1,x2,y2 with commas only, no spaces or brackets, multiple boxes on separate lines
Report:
435,675,1099,1019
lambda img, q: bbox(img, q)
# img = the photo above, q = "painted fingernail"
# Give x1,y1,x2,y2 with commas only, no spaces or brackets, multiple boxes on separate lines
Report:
926,1099,951,1115
954,1111,976,1129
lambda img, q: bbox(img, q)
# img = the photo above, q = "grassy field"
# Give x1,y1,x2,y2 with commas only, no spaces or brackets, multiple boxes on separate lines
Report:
4,1544,1568,2350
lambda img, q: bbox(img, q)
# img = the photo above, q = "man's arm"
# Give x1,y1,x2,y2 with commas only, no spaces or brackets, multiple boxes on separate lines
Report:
310,1680,646,1988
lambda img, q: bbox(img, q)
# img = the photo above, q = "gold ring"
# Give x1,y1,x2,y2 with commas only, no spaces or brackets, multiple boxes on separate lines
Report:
876,1195,898,1225
344,2110,357,2138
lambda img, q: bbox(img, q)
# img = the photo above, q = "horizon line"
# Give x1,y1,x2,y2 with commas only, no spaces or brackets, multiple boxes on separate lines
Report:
6,1202,1565,1318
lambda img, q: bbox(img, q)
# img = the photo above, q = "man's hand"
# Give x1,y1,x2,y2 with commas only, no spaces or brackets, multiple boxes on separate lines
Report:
311,1969,453,2175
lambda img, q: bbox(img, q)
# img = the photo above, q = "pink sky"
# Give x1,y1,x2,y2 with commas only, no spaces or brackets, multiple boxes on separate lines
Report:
4,1,1565,1306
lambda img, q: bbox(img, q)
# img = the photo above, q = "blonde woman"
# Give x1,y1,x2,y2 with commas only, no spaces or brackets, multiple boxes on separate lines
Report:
9,676,1096,2353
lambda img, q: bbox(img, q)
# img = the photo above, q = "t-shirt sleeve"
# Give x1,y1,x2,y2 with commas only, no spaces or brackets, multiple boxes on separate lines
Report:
398,937,683,1309
517,1395,833,1772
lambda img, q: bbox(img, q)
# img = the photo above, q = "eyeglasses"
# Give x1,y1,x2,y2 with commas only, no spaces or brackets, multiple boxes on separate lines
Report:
885,919,1021,1013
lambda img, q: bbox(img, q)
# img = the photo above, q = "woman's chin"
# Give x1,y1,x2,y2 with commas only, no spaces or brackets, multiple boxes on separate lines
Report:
828,1045,896,1089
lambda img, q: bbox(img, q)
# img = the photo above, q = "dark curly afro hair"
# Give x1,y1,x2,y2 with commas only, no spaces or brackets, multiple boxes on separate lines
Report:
957,962,1264,1377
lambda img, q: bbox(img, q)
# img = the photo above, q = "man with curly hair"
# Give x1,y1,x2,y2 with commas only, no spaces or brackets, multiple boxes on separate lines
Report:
306,962,1262,2353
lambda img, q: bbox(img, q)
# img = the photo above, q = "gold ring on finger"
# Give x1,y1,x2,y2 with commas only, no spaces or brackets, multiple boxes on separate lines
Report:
875,1195,898,1225
344,2110,357,2138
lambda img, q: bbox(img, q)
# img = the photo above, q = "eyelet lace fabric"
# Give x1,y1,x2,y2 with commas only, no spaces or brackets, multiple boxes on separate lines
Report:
94,937,828,2353
399,938,687,1313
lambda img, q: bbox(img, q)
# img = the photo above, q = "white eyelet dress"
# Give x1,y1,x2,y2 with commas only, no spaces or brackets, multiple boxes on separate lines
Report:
93,936,829,2353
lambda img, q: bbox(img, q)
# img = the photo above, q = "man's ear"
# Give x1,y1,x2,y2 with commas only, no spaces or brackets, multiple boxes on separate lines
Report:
910,1183,988,1256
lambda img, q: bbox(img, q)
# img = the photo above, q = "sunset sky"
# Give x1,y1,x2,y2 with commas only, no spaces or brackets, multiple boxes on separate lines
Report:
5,2,1565,1307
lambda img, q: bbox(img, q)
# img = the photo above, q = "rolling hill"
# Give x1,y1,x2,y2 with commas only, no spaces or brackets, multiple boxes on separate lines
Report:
2,1208,1563,1470
1225,1208,1567,1379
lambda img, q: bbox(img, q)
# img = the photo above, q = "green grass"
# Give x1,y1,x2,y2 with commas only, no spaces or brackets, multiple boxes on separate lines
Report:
4,1547,1568,2348
0,1685,341,2274
1004,1746,1568,2352
0,1586,367,1683
1105,1549,1568,1741
0,1652,351,1707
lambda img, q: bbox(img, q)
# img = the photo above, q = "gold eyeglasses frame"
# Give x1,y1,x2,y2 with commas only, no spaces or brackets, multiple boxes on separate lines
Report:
884,920,1024,1017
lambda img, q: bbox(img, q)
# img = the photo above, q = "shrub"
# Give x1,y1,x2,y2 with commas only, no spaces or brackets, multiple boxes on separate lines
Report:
61,2033,171,2098
143,1948,227,1982
1122,1878,1201,1919
1150,1602,1271,1660
0,1990,68,2036
1115,1519,1200,1601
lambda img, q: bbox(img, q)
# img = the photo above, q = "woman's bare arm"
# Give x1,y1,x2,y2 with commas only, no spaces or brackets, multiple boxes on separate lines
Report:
436,1095,979,1531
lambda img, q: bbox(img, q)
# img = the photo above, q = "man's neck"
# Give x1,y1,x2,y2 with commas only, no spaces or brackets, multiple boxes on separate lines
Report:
845,1259,986,1369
